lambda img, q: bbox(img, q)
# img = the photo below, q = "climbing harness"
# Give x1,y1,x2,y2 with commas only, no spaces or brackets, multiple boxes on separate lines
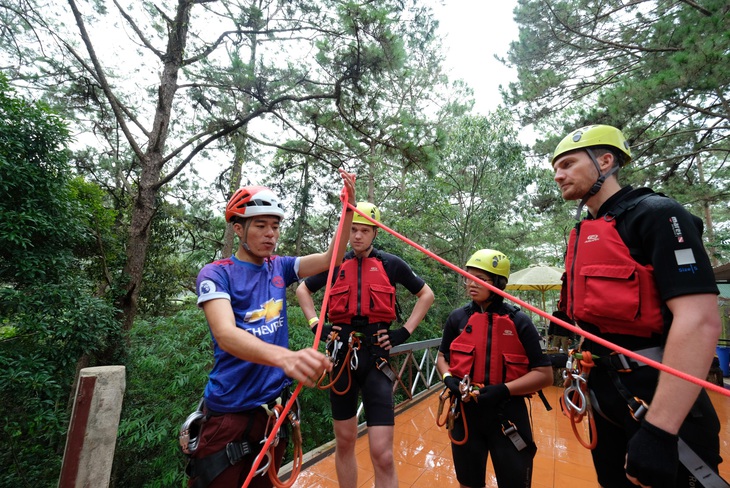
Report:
180,395,295,488
317,330,363,395
559,350,598,450
317,325,398,394
589,347,730,488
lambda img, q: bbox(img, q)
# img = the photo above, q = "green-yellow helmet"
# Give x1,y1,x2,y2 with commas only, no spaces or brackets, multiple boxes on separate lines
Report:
466,249,510,279
551,124,632,167
352,202,381,226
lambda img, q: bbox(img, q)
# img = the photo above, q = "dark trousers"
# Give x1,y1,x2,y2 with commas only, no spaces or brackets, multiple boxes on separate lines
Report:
450,396,537,488
588,366,722,487
188,408,287,488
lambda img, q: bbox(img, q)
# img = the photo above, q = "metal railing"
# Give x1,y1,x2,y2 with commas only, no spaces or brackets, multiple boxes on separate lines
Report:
282,338,445,478
355,337,443,418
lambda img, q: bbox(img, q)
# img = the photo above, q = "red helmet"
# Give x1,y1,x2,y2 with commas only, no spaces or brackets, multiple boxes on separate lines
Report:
225,186,285,222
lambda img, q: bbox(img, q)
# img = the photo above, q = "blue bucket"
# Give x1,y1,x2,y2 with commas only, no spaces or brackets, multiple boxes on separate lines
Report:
716,346,730,378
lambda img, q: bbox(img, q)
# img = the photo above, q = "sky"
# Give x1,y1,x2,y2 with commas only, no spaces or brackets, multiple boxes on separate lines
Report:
429,0,520,114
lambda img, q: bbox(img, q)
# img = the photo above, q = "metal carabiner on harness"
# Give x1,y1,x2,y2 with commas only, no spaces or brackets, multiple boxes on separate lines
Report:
179,398,206,455
262,404,282,448
459,375,472,402
326,333,343,367
562,374,588,416
253,450,272,477
349,333,361,370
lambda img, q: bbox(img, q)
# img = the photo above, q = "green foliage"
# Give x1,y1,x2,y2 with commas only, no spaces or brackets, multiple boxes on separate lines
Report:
0,74,119,487
138,193,223,318
114,305,210,488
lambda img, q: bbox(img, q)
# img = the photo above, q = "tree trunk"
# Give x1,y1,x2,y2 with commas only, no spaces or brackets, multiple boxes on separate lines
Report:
117,0,194,331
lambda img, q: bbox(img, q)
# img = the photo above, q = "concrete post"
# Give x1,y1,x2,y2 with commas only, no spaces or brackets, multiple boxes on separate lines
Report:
58,366,126,488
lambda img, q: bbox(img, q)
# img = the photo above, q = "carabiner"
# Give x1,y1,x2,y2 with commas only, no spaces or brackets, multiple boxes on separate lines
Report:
253,449,272,476
562,375,588,416
349,333,360,370
459,375,472,401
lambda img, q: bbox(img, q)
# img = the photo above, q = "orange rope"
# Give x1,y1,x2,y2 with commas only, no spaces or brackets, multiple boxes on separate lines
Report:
316,332,359,395
267,407,303,488
436,388,470,445
436,381,483,446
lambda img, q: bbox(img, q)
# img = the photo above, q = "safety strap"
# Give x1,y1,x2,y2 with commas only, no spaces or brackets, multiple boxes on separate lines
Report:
186,440,256,488
537,389,552,411
599,349,729,487
376,357,397,382
595,346,663,372
678,439,730,488
501,420,527,451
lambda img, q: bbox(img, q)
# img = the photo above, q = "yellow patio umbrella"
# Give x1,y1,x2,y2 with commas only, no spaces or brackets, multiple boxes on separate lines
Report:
505,265,564,313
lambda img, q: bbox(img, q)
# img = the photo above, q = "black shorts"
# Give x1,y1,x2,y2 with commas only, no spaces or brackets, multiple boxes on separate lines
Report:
328,343,395,426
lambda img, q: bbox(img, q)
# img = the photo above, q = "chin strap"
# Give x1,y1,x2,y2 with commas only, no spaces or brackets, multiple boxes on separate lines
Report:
574,149,620,220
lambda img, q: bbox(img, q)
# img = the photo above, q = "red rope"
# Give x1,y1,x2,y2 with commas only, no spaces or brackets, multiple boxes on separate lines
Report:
345,202,730,398
240,188,352,488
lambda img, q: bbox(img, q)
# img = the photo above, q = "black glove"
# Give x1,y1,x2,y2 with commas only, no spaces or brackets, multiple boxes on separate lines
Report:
476,383,510,407
388,327,410,347
443,374,461,396
310,322,333,342
625,419,678,486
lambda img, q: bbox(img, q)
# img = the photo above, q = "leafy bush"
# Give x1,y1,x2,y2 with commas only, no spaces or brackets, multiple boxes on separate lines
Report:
113,304,210,488
0,74,120,487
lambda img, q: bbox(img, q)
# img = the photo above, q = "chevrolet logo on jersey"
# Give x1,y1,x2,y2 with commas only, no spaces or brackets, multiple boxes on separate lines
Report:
245,298,283,323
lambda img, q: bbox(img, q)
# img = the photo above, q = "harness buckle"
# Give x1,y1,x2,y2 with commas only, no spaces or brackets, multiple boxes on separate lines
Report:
376,357,397,382
501,420,528,451
225,440,252,465
610,352,633,373
629,396,649,421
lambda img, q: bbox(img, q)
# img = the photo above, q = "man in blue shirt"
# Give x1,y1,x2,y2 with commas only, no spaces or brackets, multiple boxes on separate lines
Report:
187,170,356,488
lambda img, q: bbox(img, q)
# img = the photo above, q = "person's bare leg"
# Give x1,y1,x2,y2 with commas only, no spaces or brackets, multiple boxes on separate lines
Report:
367,425,397,488
334,417,359,488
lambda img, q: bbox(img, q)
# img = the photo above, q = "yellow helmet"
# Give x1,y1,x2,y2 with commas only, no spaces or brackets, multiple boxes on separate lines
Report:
466,249,510,279
352,202,381,226
551,125,632,167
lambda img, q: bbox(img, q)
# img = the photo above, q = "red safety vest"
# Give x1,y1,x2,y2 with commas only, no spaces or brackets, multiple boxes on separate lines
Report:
327,254,397,324
449,311,529,385
565,216,664,337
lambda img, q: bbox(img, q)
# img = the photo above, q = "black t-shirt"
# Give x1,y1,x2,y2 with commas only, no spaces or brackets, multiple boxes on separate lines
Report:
548,310,574,338
303,247,426,296
439,301,551,371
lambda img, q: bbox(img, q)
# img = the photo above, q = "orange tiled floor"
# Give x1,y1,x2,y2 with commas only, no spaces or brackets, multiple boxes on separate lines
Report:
293,385,730,487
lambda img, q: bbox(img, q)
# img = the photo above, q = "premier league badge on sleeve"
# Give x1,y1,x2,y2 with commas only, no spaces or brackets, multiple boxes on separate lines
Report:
199,280,216,296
